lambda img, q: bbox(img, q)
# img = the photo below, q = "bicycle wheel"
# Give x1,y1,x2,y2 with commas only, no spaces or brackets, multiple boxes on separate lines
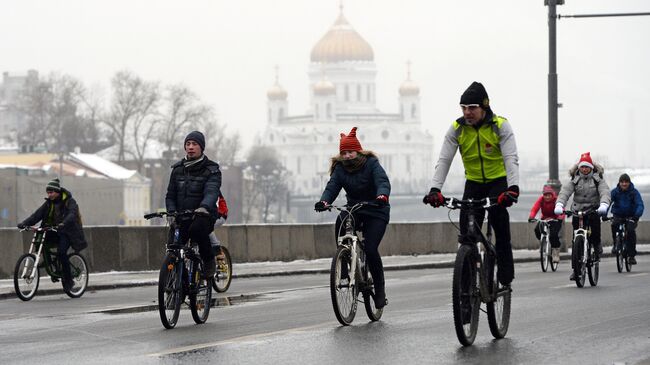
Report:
572,236,586,288
190,260,212,324
550,247,559,272
330,245,357,325
615,237,623,273
65,253,89,298
485,251,511,339
452,244,480,346
158,254,182,329
540,237,549,272
14,254,40,301
587,246,599,287
362,266,383,322
624,244,632,272
212,246,232,293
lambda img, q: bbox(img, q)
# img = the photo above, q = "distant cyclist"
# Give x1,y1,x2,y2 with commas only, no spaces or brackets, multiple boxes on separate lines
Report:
423,81,520,287
528,185,565,263
315,127,391,308
554,152,610,280
609,173,644,264
209,193,229,257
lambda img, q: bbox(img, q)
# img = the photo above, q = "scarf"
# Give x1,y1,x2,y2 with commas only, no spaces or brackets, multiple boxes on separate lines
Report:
183,154,205,169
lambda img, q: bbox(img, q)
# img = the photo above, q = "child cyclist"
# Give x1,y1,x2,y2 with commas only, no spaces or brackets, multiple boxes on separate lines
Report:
528,185,565,263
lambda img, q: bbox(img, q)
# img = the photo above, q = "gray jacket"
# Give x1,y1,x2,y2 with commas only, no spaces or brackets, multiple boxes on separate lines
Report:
557,163,611,211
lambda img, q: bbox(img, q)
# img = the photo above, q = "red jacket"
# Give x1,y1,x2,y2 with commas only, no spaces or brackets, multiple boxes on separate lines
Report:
529,186,565,220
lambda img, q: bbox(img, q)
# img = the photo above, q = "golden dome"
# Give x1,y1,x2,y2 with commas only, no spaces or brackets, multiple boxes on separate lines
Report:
399,80,420,96
310,13,374,63
313,79,336,96
267,84,287,100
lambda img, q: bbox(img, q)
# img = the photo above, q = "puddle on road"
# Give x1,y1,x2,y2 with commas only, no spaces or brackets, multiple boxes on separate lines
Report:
96,294,266,315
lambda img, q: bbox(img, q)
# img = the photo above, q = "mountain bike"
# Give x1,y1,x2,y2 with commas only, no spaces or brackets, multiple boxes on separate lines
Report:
13,226,88,301
325,202,383,326
443,197,511,346
566,208,600,288
144,210,212,329
529,218,561,272
604,216,634,273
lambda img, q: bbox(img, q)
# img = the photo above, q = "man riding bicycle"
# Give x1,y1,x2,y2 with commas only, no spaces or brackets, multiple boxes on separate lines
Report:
315,127,391,309
423,81,519,287
609,173,644,264
17,178,87,291
165,131,221,278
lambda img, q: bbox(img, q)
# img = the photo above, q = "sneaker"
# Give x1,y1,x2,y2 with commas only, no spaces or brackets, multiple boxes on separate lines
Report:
569,272,575,281
551,248,560,263
204,259,216,279
629,256,637,265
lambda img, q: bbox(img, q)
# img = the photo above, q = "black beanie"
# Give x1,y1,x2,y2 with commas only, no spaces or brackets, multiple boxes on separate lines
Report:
460,81,490,110
46,178,61,192
619,173,631,183
184,131,206,152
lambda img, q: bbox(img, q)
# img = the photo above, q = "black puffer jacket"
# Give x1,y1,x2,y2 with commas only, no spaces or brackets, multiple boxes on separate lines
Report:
165,155,222,220
20,188,88,251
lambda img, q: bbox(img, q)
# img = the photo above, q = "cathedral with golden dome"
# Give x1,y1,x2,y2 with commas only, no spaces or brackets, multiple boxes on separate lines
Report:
258,8,434,199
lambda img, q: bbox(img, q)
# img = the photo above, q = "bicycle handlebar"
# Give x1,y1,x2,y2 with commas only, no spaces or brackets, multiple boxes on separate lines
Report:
442,197,498,210
143,209,200,220
564,206,598,218
320,201,380,213
18,226,57,233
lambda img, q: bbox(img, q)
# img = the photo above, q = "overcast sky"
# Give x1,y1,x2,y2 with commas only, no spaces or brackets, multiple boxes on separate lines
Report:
2,0,649,170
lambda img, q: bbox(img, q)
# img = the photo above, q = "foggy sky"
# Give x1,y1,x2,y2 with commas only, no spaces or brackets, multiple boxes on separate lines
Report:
2,0,649,169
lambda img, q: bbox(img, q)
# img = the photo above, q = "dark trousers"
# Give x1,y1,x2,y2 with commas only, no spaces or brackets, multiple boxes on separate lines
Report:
171,215,215,265
460,177,514,286
572,214,602,253
46,232,72,285
611,217,637,256
335,213,387,294
534,220,563,248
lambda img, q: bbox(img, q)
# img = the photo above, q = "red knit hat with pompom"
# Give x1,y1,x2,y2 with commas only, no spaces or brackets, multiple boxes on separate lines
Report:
578,152,594,169
339,127,363,153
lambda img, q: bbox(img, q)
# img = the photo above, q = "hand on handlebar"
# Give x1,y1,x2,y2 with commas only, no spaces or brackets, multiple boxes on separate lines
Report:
314,201,330,212
497,185,519,208
554,203,564,216
528,218,536,223
423,188,445,207
17,222,26,230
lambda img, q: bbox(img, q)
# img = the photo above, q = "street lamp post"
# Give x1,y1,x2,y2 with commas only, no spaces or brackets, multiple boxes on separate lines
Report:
546,0,563,192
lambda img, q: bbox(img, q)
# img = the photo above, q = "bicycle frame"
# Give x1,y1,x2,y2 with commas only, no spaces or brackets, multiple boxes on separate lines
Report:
21,227,61,281
571,210,592,267
335,204,366,290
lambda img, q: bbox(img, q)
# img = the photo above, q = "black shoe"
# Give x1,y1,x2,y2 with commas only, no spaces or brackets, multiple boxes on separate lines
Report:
374,289,387,309
63,279,74,292
204,259,216,279
629,256,637,265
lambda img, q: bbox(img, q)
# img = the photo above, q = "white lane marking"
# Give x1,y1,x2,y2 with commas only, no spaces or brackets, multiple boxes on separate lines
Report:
550,284,574,289
147,322,332,357
627,273,648,277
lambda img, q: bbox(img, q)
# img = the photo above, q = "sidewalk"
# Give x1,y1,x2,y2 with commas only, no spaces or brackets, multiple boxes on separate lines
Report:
2,245,648,300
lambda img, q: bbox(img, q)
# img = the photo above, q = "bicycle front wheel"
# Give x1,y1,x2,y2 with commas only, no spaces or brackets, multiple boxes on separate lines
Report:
14,254,40,301
362,266,383,322
572,236,586,288
330,245,357,326
452,244,480,346
158,254,182,329
587,247,599,287
212,246,232,293
65,253,89,298
540,237,549,272
190,261,212,324
615,237,623,273
624,244,632,272
485,253,511,339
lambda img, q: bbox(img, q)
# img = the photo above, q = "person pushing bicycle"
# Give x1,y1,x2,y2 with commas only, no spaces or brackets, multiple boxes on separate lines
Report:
609,173,644,265
423,81,519,287
17,178,88,292
554,152,610,280
315,127,391,309
528,185,565,264
165,131,222,279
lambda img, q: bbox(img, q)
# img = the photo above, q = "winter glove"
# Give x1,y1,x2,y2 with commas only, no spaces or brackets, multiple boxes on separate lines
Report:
597,203,609,216
554,203,564,216
423,188,445,207
528,218,536,223
375,195,389,206
632,216,640,223
314,201,330,212
17,223,26,229
497,185,519,207
194,207,209,216
166,215,175,226
57,223,65,230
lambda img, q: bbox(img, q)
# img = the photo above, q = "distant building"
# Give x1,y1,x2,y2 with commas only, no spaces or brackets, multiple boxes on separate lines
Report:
0,70,39,148
258,9,435,198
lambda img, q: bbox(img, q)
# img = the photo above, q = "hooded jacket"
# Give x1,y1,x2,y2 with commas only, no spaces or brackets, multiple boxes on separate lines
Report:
610,181,644,218
529,185,565,220
557,162,610,211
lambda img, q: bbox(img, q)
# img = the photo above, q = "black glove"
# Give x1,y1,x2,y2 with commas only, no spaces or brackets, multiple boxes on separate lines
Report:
423,188,445,207
314,201,329,212
498,185,519,207
632,216,640,223
17,223,26,229
528,218,536,223
375,195,389,206
57,223,65,229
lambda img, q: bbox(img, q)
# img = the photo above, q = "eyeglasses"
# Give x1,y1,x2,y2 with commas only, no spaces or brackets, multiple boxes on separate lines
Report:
460,104,480,111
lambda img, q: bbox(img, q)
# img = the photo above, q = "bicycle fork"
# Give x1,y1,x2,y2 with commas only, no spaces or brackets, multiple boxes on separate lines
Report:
22,235,43,280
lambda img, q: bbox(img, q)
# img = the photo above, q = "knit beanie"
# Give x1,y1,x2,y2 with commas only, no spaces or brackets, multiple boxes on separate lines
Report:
46,178,61,192
460,81,490,110
619,173,631,183
339,127,363,153
577,152,594,169
542,185,555,195
184,131,206,152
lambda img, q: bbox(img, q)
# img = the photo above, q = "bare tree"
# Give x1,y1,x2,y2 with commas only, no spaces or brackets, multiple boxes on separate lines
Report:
202,118,242,166
243,146,289,223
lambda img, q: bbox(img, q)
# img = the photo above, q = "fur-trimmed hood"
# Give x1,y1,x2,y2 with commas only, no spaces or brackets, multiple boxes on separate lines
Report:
329,150,378,175
568,162,605,178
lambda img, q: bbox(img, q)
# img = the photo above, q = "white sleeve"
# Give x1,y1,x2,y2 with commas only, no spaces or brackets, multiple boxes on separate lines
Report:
431,124,459,190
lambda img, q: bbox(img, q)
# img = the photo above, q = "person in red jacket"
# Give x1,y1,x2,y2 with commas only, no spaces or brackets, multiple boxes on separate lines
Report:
528,185,565,263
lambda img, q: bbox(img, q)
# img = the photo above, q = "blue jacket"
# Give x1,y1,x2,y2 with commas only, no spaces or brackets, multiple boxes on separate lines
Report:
320,155,391,222
610,182,644,218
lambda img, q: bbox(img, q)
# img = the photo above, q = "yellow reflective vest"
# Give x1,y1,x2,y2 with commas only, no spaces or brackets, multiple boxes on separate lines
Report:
454,115,508,183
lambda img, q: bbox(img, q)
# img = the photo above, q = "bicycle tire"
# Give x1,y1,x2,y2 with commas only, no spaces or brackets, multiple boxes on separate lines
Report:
550,248,559,272
14,253,40,301
587,247,599,287
572,236,586,288
615,237,623,273
212,246,232,293
362,266,383,322
65,253,89,298
158,254,182,329
190,260,212,324
330,245,357,325
485,251,511,339
540,237,549,272
624,244,632,272
452,244,480,346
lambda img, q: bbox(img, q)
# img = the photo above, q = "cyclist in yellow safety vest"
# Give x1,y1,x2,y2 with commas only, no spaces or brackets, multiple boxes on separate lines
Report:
423,81,520,287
